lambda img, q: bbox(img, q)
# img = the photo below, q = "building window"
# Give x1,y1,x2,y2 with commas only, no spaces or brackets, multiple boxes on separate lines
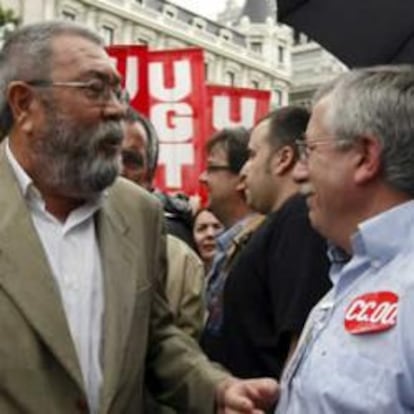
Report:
137,38,148,46
204,63,209,81
278,46,285,64
220,29,232,42
193,17,206,30
163,5,177,19
225,71,235,86
135,0,143,3
251,80,259,89
62,10,76,21
102,26,114,45
250,42,262,53
274,89,283,106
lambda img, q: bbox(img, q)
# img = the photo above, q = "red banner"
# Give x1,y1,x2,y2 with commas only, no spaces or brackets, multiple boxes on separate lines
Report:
148,48,207,196
206,85,271,137
106,45,272,198
106,45,149,115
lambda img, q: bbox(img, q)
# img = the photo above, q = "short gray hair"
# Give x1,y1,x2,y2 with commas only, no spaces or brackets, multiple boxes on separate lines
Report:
0,20,103,136
314,65,414,197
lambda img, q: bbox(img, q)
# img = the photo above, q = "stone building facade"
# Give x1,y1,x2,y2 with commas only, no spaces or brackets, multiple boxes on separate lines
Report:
1,0,291,107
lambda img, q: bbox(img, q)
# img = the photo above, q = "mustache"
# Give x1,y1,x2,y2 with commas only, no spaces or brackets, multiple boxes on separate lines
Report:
92,121,124,148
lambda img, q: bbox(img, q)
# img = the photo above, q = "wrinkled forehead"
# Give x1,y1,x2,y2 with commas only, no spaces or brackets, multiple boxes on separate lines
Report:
49,33,121,81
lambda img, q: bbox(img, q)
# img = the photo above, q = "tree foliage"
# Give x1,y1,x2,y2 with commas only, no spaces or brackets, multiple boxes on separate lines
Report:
0,5,19,27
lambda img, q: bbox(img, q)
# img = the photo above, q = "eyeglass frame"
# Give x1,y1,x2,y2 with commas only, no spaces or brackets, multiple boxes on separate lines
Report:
205,164,233,174
295,137,351,161
25,78,129,105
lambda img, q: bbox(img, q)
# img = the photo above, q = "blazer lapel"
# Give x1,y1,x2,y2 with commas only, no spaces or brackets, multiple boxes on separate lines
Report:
97,193,139,411
0,146,84,391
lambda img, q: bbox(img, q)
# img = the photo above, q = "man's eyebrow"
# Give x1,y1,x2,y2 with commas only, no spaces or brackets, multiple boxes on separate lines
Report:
80,69,122,84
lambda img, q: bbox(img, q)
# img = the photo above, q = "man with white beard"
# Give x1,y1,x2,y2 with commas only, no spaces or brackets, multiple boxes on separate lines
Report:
0,20,278,414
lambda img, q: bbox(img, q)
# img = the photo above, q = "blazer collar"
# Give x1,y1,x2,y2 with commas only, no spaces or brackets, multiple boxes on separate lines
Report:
95,188,139,411
0,142,141,409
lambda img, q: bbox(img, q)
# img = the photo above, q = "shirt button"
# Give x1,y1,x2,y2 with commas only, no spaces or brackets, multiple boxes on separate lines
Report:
372,259,381,268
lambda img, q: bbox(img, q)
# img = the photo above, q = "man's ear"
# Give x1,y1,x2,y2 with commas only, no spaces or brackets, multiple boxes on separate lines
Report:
7,81,36,133
273,145,295,175
354,135,382,184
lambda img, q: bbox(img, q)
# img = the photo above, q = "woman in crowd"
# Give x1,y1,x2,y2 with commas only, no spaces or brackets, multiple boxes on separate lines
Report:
193,208,223,273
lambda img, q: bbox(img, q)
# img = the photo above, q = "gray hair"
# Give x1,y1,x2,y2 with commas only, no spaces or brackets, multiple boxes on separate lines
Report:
314,65,414,196
0,20,103,136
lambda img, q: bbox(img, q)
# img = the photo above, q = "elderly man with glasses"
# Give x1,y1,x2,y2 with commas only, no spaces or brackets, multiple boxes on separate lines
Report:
0,20,278,414
275,65,414,413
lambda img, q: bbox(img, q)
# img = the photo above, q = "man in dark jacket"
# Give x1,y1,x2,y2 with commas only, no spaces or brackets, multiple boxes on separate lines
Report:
218,107,331,380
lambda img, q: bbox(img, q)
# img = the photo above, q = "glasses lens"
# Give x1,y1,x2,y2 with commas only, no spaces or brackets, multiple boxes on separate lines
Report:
207,165,231,173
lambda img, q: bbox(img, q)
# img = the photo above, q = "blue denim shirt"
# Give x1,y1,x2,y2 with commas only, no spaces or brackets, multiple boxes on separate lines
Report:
276,201,414,414
205,216,254,335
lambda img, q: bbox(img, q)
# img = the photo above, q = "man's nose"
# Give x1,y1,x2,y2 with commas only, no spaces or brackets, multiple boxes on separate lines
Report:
101,98,127,121
206,226,216,237
239,160,249,179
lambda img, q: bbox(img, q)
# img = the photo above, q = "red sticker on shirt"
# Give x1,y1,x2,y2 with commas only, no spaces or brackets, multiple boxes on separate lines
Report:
344,291,398,334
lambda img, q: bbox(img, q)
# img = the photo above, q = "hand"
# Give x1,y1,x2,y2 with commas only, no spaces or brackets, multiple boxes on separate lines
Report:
216,377,279,414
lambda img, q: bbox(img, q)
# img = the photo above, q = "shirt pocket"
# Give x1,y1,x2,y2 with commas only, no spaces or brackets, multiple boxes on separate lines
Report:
322,349,393,413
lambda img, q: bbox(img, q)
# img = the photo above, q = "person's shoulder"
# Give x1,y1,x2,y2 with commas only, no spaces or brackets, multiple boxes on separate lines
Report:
280,193,308,216
268,193,309,228
167,234,201,266
109,177,161,208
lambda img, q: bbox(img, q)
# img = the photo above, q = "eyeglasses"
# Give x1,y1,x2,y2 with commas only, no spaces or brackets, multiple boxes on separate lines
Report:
26,78,129,104
205,164,232,174
295,138,350,161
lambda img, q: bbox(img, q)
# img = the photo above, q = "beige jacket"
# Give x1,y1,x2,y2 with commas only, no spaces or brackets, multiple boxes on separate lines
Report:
166,235,205,340
0,143,228,414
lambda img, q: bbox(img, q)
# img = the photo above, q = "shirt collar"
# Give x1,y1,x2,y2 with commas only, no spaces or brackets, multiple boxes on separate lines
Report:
351,200,414,266
216,215,254,251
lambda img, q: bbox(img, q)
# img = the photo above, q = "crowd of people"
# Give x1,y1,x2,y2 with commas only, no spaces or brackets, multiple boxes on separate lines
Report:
0,18,414,414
